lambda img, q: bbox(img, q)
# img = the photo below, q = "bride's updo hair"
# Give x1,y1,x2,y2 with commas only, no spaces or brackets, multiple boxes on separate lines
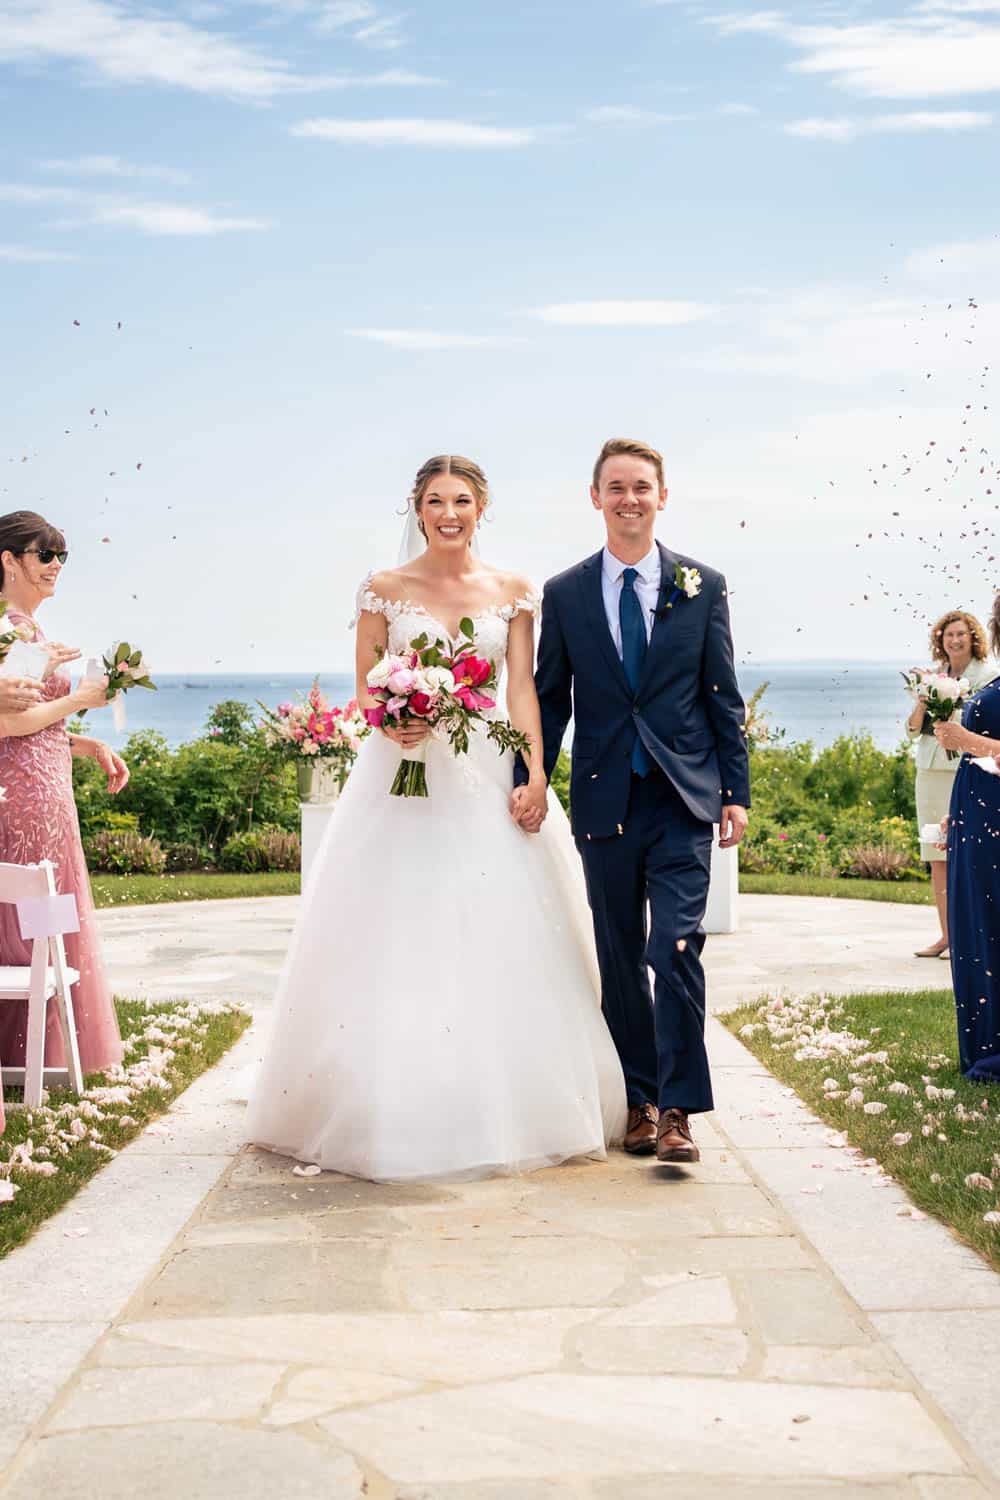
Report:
411,455,490,526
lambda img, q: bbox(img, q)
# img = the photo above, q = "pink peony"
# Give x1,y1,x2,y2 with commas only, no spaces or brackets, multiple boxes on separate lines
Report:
364,704,386,728
387,667,418,696
409,691,435,717
386,696,408,714
307,711,333,743
453,654,491,689
454,685,495,712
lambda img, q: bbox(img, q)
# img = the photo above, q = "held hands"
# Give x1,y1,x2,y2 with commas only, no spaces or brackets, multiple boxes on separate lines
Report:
509,783,548,835
719,804,749,849
0,676,43,712
93,741,130,794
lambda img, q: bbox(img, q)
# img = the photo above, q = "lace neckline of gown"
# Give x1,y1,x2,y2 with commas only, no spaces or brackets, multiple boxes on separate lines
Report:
352,571,540,639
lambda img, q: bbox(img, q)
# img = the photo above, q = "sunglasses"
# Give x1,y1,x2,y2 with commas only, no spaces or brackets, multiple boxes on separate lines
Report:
18,548,69,565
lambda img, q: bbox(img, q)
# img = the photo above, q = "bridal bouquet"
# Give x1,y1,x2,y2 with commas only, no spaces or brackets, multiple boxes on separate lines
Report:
78,640,156,723
902,667,970,760
365,620,530,797
260,679,369,789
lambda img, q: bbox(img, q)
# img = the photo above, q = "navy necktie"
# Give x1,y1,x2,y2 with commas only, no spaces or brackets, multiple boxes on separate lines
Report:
619,567,651,777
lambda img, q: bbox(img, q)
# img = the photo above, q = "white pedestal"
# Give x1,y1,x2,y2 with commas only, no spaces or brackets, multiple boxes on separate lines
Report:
300,801,337,886
704,827,739,934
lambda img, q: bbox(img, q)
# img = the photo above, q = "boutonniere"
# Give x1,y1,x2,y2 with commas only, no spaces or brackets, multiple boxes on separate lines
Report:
655,564,703,619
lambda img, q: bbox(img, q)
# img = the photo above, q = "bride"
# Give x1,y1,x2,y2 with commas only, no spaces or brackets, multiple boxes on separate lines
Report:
246,454,627,1181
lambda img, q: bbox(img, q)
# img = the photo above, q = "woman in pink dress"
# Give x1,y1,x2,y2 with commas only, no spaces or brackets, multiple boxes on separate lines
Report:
0,511,130,1130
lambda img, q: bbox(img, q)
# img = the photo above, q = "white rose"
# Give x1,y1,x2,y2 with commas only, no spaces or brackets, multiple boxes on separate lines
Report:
422,666,456,695
936,678,961,700
367,656,393,689
682,568,702,599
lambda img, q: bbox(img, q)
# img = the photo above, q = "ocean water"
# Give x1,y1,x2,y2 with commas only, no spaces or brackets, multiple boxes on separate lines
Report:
93,662,913,754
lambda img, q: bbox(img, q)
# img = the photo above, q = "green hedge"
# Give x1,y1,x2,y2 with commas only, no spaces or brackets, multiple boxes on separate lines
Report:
74,700,299,870
75,693,924,884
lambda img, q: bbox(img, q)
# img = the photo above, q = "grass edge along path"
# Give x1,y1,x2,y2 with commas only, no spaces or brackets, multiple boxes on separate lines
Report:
723,987,1000,1274
0,996,250,1258
91,871,300,908
89,870,931,912
740,872,933,905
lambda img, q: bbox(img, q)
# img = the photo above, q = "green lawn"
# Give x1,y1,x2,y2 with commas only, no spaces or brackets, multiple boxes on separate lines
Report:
740,872,933,905
723,988,1000,1272
89,868,931,911
0,997,250,1257
91,871,301,907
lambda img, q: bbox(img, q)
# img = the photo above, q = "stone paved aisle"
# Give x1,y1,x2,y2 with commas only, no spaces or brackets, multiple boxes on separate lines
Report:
1,894,996,1497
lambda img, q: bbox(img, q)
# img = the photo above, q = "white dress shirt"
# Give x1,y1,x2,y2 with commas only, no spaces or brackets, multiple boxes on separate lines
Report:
601,544,661,657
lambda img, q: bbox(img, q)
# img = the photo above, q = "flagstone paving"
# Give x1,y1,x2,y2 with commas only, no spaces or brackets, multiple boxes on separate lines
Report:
1,892,996,1498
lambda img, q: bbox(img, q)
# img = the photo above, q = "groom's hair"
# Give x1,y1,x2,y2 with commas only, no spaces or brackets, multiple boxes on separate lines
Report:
592,438,664,490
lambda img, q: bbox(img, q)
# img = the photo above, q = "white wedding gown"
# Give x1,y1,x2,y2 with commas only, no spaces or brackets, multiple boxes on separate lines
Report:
245,577,627,1182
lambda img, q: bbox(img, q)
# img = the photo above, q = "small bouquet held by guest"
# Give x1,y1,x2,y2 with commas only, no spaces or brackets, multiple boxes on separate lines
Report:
0,599,33,663
260,679,370,791
78,641,156,728
902,667,971,760
365,619,530,797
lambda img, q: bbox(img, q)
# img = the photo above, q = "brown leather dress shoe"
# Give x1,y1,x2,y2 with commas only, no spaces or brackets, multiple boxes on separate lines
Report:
656,1108,700,1164
623,1102,658,1155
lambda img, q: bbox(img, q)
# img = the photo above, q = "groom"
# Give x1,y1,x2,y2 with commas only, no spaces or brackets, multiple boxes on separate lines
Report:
513,438,750,1163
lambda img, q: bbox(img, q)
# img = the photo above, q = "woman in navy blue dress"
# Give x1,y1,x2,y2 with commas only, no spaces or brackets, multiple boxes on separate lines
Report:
937,599,1000,1080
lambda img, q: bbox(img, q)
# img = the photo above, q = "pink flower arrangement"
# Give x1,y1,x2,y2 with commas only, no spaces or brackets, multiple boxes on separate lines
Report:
364,622,529,797
260,679,369,783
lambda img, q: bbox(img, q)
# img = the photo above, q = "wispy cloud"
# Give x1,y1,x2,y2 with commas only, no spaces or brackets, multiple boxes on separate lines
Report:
709,7,1000,100
0,241,79,262
583,105,688,126
348,329,527,349
534,300,716,326
786,109,993,140
0,0,432,100
0,182,272,235
291,117,542,146
258,0,407,48
39,154,192,184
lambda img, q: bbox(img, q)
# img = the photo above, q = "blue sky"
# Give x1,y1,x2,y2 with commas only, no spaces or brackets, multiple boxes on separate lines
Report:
1,0,998,671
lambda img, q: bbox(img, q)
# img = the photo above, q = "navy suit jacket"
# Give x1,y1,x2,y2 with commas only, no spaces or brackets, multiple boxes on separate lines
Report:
516,542,751,839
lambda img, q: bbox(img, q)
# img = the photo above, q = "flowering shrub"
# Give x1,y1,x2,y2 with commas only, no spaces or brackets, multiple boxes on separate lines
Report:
83,828,167,875
219,825,301,873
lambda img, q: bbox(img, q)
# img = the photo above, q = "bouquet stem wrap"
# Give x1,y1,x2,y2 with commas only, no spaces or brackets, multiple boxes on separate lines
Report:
390,734,429,798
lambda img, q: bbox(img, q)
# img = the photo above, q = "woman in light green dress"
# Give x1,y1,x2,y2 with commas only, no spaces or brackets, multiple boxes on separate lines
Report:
907,610,996,959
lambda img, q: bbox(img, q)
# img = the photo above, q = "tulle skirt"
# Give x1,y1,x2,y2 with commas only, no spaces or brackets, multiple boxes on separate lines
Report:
245,725,627,1182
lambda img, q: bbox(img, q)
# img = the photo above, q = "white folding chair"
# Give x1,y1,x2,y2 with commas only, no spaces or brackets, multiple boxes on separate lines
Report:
0,860,84,1108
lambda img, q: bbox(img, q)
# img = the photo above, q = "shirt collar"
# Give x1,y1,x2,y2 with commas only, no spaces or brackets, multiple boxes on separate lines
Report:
603,543,661,586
